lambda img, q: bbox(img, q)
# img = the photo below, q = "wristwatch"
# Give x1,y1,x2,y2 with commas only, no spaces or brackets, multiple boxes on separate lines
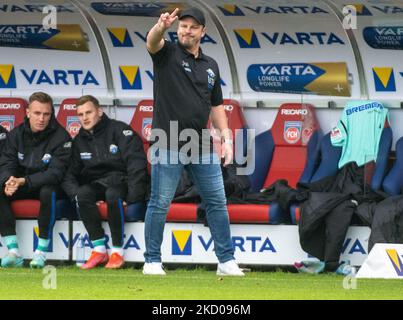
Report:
223,138,233,145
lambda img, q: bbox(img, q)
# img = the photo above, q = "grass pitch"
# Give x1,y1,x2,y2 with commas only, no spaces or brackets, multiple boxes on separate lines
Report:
0,265,402,300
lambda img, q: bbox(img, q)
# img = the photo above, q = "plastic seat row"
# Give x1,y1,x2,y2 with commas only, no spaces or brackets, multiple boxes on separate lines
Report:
0,97,398,225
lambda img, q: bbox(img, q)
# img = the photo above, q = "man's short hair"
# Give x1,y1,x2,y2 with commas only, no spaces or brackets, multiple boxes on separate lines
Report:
76,95,101,108
29,92,53,108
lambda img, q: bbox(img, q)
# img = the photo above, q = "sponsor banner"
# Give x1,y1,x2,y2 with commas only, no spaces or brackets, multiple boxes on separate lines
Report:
107,28,133,47
0,4,75,13
0,64,16,88
120,65,142,89
217,4,330,16
0,25,89,52
247,62,350,96
363,27,403,50
91,2,187,16
373,67,396,92
72,222,369,266
357,243,403,279
0,221,69,260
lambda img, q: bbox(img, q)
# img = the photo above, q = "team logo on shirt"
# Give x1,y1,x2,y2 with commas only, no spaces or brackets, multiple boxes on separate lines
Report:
42,153,52,164
80,152,92,160
0,133,6,140
63,142,72,148
123,129,133,136
331,127,342,139
284,121,302,144
109,144,119,154
182,61,191,73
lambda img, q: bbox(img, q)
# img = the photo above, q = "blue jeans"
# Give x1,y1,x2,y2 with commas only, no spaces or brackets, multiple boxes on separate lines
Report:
144,147,235,263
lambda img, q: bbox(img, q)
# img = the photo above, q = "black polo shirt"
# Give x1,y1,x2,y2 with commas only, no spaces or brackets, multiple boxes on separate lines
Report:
149,40,223,151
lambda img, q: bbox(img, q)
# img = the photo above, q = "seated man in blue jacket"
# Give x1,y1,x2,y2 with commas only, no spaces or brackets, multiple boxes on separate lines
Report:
0,92,72,268
62,95,149,269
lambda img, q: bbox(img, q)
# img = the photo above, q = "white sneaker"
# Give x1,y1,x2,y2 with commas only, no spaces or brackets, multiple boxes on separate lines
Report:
143,262,166,275
217,260,245,276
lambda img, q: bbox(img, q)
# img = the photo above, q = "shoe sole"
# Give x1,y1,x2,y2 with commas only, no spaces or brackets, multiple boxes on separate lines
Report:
142,270,166,275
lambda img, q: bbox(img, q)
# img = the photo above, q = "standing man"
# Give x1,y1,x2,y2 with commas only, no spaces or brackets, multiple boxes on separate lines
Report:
0,92,72,268
143,7,244,276
62,96,149,269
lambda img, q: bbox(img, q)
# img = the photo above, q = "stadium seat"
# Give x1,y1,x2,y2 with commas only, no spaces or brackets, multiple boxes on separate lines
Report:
129,99,250,223
56,98,80,138
0,97,27,131
290,123,392,224
382,136,403,196
0,97,75,220
248,103,321,224
55,98,144,221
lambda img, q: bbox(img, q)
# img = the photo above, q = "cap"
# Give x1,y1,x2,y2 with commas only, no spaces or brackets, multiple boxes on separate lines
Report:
179,7,206,26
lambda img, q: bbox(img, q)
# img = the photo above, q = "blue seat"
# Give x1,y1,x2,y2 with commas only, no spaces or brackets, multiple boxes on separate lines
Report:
291,127,392,224
382,136,403,196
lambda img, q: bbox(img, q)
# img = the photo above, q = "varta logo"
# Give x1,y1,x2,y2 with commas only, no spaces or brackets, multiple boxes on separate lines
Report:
373,67,396,92
0,4,74,13
234,29,260,48
133,31,217,45
20,69,99,86
341,238,366,255
0,64,16,88
235,30,345,47
172,230,192,255
218,4,245,16
108,28,133,47
119,66,142,90
220,5,329,15
347,4,372,16
386,249,403,276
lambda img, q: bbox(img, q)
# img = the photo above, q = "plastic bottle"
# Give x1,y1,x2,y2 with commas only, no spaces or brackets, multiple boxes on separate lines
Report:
76,235,85,267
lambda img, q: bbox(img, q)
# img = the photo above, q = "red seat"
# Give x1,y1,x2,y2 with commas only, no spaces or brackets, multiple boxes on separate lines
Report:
56,98,80,137
248,103,321,224
0,98,43,218
130,99,153,167
130,99,254,223
0,97,27,132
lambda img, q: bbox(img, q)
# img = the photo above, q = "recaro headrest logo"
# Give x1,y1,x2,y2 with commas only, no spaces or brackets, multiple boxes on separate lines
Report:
0,64,16,88
139,105,153,112
63,104,77,110
281,109,308,116
0,103,20,109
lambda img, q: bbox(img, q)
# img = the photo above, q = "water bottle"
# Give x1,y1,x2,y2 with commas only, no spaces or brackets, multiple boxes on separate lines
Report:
76,235,85,267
